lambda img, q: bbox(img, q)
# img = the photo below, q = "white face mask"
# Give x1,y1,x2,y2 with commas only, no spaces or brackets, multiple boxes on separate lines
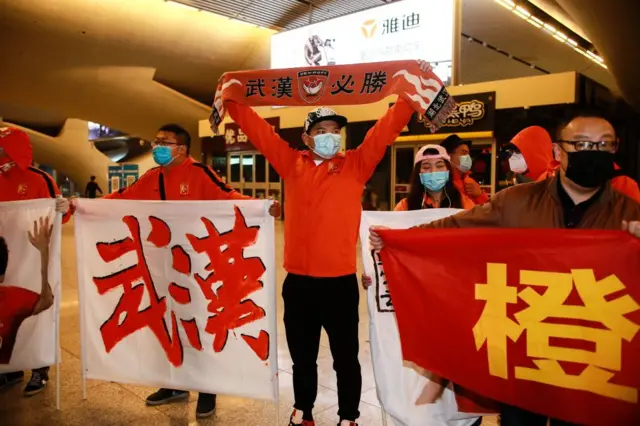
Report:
509,153,528,174
312,133,341,159
457,155,472,173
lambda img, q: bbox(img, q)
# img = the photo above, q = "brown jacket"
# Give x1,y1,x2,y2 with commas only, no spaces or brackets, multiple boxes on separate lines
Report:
419,175,640,229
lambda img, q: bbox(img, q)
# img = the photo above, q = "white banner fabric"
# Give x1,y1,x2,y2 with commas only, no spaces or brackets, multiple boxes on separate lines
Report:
360,209,483,426
75,199,277,401
0,199,61,373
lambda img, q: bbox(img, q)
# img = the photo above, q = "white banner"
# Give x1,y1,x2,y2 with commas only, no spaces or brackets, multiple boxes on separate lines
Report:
75,199,278,401
360,209,482,426
0,199,61,373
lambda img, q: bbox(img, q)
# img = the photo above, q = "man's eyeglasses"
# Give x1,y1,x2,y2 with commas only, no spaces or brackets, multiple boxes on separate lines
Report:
151,140,181,148
557,140,618,152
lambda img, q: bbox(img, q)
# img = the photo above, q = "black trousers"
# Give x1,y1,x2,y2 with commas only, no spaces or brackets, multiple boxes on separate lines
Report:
501,405,577,426
283,273,362,421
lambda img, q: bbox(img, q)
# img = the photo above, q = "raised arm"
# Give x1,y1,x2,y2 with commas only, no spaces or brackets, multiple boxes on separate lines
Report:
350,98,414,183
225,102,298,179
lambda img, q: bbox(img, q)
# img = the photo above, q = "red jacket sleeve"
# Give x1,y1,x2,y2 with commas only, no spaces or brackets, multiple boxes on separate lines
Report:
103,170,156,200
225,102,298,179
196,164,252,200
612,176,640,204
349,98,414,183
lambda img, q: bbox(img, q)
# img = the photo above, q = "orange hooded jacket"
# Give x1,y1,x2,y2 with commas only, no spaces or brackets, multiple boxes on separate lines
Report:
510,126,557,181
104,156,250,201
0,128,72,223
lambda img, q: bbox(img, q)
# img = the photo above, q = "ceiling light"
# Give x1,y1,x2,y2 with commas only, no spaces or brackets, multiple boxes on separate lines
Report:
495,0,516,10
165,1,199,12
554,31,567,41
527,17,543,28
530,16,544,26
493,0,607,69
515,6,531,17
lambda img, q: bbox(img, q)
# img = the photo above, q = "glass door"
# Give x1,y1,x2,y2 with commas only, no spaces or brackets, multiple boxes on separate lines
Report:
228,154,242,193
227,151,283,213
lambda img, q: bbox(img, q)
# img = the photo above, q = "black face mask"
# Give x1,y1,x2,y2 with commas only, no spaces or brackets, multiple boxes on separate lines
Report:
564,151,615,188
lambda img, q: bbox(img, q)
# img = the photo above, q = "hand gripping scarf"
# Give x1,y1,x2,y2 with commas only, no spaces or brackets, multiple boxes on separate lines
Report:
209,60,456,133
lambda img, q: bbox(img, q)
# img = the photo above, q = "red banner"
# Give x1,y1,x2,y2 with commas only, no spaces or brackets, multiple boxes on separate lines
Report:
378,228,640,426
209,60,456,134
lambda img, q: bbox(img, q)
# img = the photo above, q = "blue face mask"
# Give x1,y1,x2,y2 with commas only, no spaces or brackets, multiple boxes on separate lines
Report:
420,171,449,192
312,133,341,159
152,145,175,166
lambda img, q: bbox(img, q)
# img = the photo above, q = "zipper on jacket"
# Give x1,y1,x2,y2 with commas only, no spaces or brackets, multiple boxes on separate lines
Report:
158,172,166,200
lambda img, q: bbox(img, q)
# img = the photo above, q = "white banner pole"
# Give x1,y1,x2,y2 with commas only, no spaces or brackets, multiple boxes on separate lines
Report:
381,406,388,426
54,211,62,410
74,208,88,400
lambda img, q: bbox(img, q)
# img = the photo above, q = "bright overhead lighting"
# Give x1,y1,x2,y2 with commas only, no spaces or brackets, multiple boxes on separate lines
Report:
495,0,516,10
527,17,543,28
554,31,567,41
530,16,544,26
165,0,199,12
493,0,607,69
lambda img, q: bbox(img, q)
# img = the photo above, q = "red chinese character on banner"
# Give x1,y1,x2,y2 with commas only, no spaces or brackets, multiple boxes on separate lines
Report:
93,216,202,367
186,206,270,361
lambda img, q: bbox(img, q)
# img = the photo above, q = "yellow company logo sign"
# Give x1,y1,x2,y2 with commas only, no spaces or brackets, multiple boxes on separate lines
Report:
361,19,377,39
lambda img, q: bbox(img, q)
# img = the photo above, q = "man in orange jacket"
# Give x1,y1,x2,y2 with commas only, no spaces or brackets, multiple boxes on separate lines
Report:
225,60,433,426
439,135,489,205
104,123,280,419
0,127,72,396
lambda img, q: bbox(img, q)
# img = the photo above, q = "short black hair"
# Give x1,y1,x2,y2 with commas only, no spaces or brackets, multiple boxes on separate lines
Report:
0,237,8,276
158,124,191,154
554,107,614,141
90,175,96,180
440,134,471,154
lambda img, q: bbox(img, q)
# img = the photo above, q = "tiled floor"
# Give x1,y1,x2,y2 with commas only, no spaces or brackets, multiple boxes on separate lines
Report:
0,220,498,426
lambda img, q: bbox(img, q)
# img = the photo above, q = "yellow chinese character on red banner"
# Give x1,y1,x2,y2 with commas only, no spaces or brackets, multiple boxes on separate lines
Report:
473,263,640,403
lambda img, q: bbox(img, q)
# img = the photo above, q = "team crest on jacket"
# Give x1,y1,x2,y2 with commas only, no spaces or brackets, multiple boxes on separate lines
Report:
17,184,27,195
298,70,329,104
327,161,343,175
180,184,189,196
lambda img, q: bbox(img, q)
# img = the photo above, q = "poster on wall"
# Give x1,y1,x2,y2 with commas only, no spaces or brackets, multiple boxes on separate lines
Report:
74,199,278,400
360,209,487,426
108,164,139,194
0,199,61,373
270,0,454,85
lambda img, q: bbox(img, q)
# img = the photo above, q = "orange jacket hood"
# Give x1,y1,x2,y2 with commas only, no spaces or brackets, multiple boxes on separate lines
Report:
510,126,554,180
0,127,33,171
